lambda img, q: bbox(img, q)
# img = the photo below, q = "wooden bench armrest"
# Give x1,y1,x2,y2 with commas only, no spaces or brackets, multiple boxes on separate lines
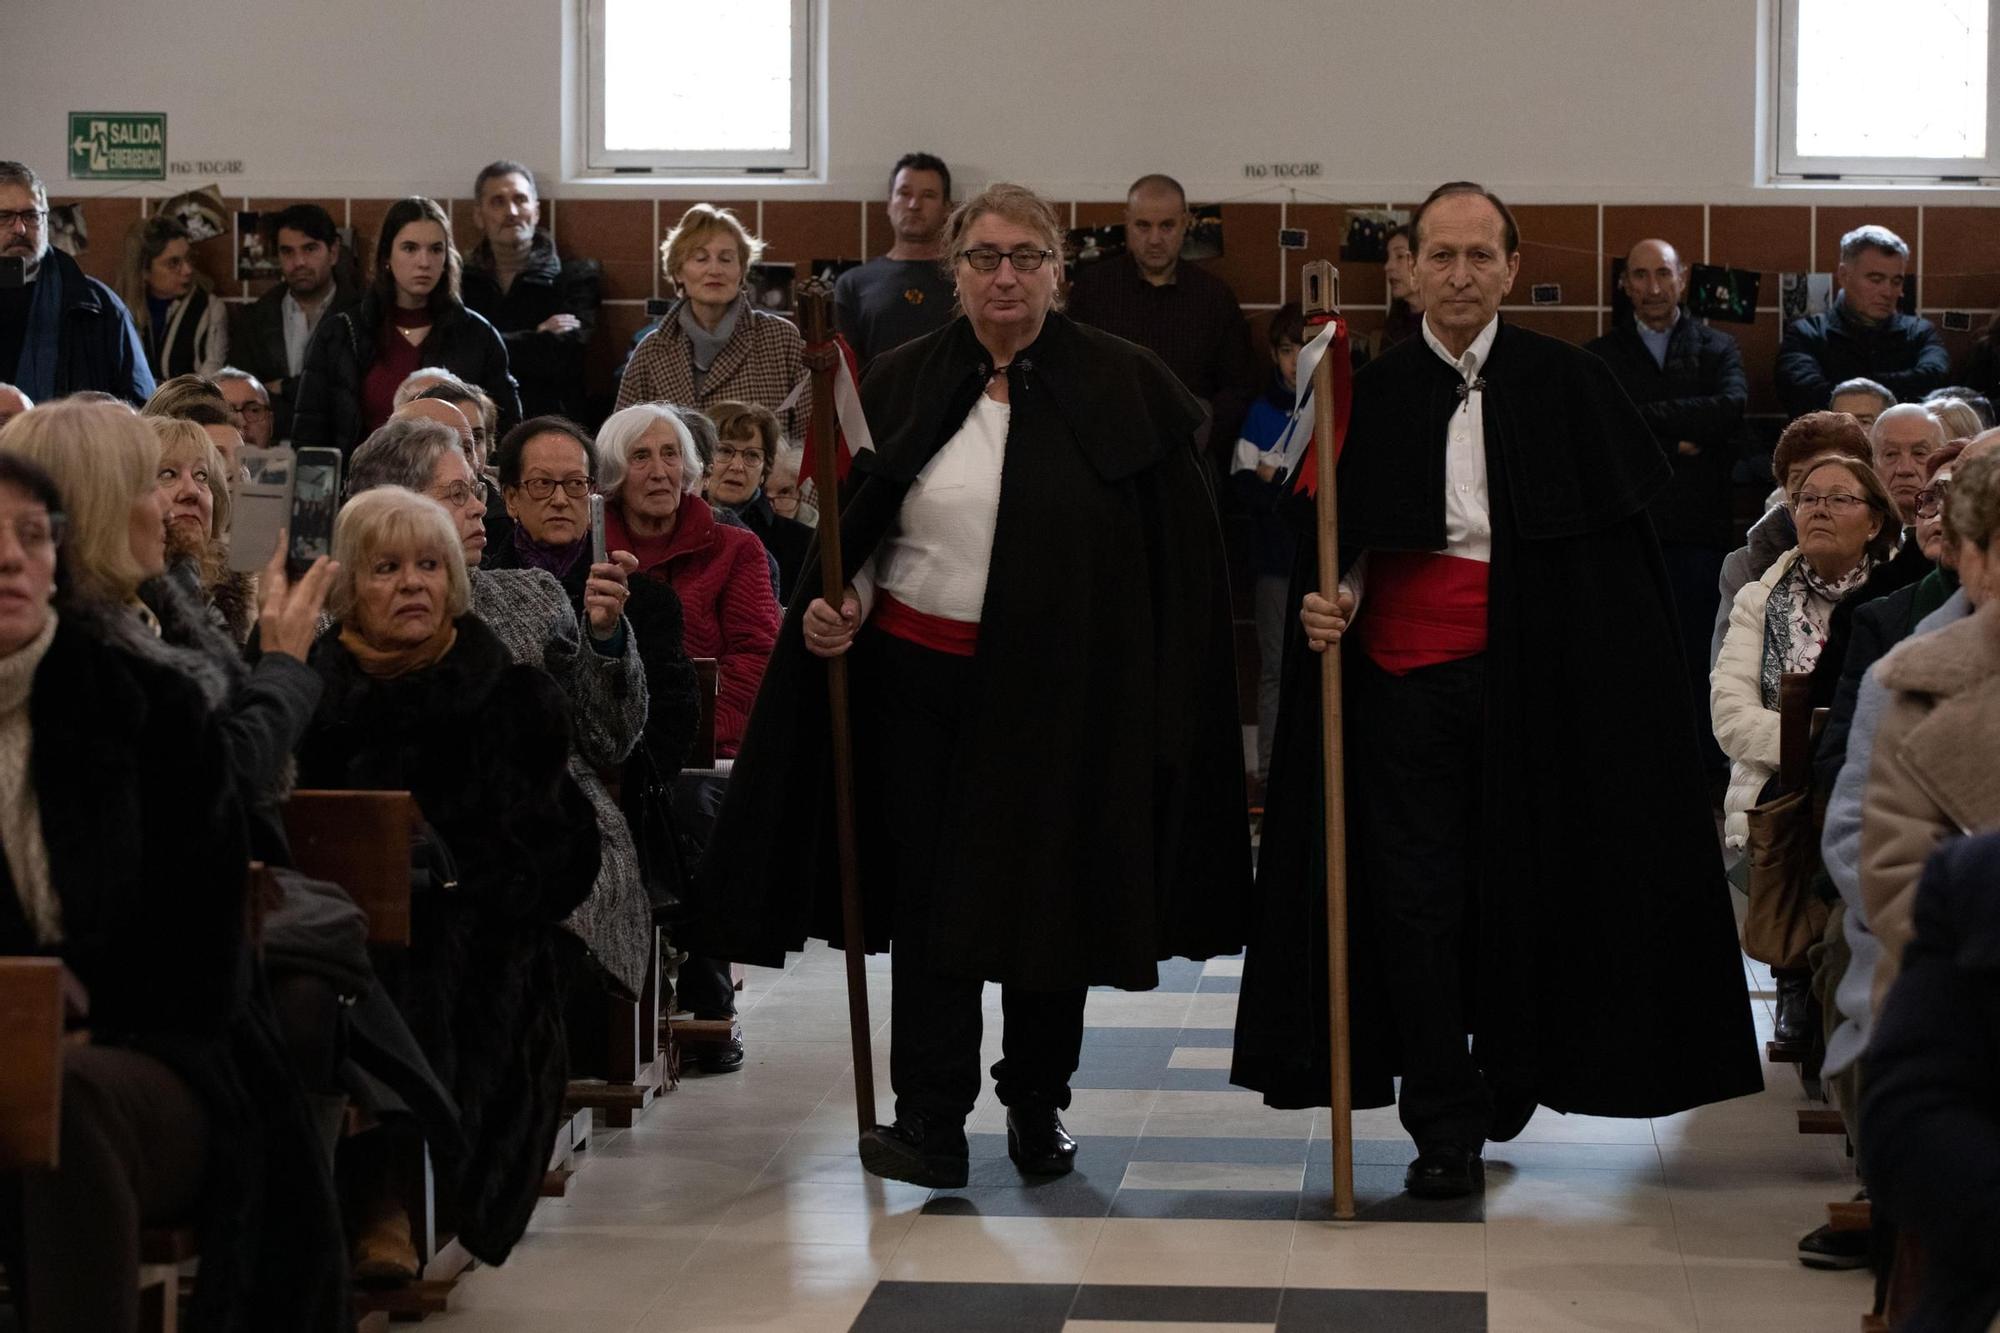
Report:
0,956,64,1170
282,790,422,947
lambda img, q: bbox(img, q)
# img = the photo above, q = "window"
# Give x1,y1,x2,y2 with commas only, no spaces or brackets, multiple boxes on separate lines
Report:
586,0,813,173
1773,0,2000,180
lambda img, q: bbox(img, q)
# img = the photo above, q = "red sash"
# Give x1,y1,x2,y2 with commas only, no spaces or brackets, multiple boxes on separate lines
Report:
1358,552,1489,675
873,591,979,657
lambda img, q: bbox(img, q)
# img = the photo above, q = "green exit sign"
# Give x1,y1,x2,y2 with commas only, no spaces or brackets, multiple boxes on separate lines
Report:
68,112,167,181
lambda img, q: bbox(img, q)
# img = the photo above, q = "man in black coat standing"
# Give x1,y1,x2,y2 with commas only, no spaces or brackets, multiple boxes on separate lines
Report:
460,161,600,421
1776,225,1948,419
1586,239,1746,770
1233,183,1761,1200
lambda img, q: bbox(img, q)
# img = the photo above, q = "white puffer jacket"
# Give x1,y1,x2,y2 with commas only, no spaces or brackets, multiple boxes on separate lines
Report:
1711,548,1805,849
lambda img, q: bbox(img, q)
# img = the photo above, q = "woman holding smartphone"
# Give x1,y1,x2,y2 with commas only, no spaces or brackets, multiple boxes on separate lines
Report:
292,196,521,456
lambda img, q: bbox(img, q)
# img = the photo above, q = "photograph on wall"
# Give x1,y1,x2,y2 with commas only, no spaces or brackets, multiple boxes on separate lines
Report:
1780,272,1834,324
46,204,88,260
1687,264,1760,324
811,258,862,285
748,262,796,315
156,185,229,244
237,211,282,281
1066,223,1125,270
1181,205,1224,262
1340,208,1410,263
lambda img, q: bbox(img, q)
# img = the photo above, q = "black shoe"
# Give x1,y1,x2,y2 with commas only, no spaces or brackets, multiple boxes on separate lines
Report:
859,1118,970,1189
1774,971,1816,1048
695,1039,744,1074
1487,1089,1538,1144
1005,1107,1078,1176
1797,1222,1869,1270
1404,1144,1485,1199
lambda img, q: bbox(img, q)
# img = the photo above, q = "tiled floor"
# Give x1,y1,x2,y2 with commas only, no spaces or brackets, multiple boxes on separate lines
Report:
426,949,1872,1332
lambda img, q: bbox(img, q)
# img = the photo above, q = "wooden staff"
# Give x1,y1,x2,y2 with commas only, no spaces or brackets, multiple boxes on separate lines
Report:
1301,260,1354,1220
794,276,876,1132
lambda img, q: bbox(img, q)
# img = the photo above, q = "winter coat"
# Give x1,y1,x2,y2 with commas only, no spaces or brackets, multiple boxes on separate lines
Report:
466,566,653,996
9,246,154,405
1712,549,1804,848
227,277,362,441
604,495,778,757
1584,316,1747,548
1860,830,2000,1333
0,613,349,1331
614,295,806,439
1711,502,1797,667
693,312,1250,991
296,614,599,1264
1776,301,1949,419
722,489,813,605
1860,599,2000,1016
461,233,601,420
290,290,521,455
142,282,228,381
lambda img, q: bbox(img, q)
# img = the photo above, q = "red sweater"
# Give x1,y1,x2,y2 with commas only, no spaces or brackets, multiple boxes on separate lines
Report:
606,496,777,756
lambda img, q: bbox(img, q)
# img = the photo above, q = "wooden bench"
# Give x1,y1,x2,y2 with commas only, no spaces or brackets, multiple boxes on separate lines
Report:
0,957,63,1173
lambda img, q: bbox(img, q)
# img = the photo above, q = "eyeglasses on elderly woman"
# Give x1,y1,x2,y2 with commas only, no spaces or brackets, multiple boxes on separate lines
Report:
1915,481,1951,519
1789,490,1875,514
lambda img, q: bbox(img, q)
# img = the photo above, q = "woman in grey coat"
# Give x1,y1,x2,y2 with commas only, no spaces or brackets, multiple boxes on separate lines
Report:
345,415,656,996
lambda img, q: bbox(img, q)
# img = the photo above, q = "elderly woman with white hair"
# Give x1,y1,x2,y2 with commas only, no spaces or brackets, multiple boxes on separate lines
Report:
297,485,599,1267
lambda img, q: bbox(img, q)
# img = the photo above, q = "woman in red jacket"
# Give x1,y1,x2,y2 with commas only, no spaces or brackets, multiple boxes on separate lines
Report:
596,400,777,1069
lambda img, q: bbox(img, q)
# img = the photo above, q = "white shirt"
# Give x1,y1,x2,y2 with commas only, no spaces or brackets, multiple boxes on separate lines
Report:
1420,313,1496,565
281,290,331,378
853,392,1009,622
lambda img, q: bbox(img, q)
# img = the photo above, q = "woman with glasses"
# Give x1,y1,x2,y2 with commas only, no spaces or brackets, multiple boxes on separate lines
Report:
694,184,1249,1188
614,204,805,439
703,400,812,603
115,214,229,383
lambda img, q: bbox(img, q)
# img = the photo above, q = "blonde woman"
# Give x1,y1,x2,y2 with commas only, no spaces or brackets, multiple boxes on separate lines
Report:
115,214,227,381
614,204,805,437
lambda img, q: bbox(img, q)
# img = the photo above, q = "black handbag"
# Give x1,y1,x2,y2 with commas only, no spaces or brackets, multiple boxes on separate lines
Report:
622,741,690,923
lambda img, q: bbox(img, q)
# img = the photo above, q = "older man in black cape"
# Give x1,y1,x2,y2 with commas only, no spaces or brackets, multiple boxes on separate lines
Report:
1232,183,1761,1199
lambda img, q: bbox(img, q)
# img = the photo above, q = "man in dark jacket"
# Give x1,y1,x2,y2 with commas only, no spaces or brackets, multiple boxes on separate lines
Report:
1587,239,1745,769
460,161,600,421
0,160,153,404
228,203,359,442
1776,225,1948,419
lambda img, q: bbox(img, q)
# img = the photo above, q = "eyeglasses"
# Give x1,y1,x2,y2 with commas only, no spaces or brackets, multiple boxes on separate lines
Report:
235,402,271,420
1915,482,1951,518
0,209,45,232
959,246,1055,273
712,444,765,469
517,476,591,501
1,513,64,550
1790,491,1873,514
430,481,480,509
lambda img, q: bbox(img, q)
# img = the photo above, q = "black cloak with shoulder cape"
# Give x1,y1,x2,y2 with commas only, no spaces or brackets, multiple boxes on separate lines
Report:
690,312,1251,990
1231,321,1763,1117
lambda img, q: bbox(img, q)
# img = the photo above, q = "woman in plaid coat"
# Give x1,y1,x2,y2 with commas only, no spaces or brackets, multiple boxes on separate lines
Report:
614,204,805,440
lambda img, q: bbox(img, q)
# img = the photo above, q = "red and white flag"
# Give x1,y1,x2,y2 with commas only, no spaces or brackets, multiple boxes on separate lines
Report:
783,334,875,504
1270,314,1352,496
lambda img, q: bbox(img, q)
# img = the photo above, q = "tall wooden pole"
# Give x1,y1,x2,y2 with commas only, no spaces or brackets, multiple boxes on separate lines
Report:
795,276,877,1132
1301,260,1355,1221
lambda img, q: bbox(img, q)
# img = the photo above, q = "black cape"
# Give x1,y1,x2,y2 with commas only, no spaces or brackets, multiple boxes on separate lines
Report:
1231,321,1763,1117
692,312,1251,990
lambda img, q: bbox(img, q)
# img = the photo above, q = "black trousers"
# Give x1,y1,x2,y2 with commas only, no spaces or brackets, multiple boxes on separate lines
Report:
672,772,738,1019
1353,652,1494,1150
0,1043,209,1333
868,630,1088,1128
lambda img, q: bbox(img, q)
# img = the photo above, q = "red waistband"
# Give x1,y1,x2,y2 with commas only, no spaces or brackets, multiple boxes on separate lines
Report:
873,591,979,656
1359,551,1489,675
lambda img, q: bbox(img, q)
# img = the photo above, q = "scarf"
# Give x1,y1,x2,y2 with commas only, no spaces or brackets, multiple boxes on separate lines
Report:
338,619,458,679
679,294,743,389
1760,551,1875,708
0,612,59,944
511,524,590,581
14,256,66,402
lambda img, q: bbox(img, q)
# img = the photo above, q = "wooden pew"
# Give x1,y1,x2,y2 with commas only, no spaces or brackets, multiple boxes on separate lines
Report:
0,957,63,1173
659,658,748,1062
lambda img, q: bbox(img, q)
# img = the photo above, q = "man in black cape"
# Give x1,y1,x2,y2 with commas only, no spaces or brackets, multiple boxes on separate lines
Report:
1232,182,1761,1199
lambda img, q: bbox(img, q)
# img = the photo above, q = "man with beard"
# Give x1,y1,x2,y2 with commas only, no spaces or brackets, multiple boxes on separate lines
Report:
228,203,358,440
834,152,957,369
0,160,152,404
460,160,601,420
1067,173,1256,463
1232,182,1761,1200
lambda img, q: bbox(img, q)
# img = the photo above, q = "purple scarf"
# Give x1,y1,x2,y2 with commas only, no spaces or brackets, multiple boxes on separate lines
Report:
511,525,590,581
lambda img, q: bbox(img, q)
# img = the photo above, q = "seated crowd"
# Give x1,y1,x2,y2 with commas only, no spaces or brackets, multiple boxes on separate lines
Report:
1,142,1998,1333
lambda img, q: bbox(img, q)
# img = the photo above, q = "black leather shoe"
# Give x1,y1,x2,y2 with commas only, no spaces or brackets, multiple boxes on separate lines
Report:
1005,1107,1079,1176
1487,1089,1538,1144
859,1118,970,1189
1404,1144,1485,1199
695,1039,744,1074
1774,970,1816,1048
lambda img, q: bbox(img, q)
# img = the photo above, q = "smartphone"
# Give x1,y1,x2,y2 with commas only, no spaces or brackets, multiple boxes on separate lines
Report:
228,446,294,573
589,493,607,565
288,448,342,579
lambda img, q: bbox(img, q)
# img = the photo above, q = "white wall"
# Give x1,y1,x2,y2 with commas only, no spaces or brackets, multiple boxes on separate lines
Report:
9,0,1992,205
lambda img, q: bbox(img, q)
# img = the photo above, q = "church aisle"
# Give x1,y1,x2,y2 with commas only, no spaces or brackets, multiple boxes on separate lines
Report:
425,946,1869,1332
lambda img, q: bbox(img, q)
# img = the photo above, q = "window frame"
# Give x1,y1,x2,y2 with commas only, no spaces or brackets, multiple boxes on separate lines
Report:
584,0,815,174
1771,0,2000,182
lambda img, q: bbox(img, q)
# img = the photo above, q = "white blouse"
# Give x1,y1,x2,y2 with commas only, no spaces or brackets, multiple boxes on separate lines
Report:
854,392,1009,623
